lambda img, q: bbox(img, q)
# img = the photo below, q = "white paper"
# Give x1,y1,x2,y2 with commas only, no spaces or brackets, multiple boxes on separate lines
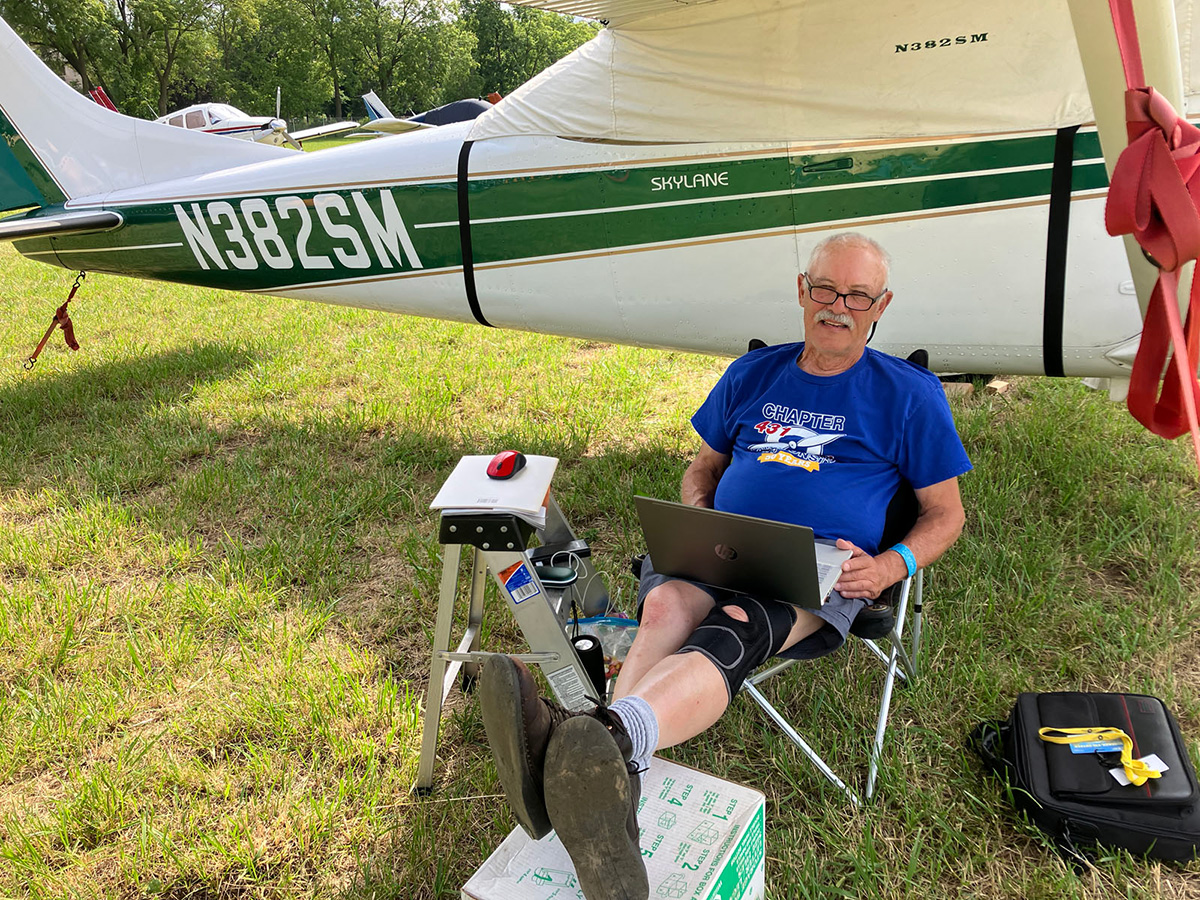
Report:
431,455,558,515
441,506,548,530
814,542,853,602
1109,754,1169,787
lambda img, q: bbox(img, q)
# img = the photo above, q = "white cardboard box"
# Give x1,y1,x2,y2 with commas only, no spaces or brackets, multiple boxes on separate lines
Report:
463,756,765,900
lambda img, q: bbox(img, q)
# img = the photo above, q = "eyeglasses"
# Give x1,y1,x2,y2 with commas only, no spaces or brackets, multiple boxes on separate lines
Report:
802,274,887,311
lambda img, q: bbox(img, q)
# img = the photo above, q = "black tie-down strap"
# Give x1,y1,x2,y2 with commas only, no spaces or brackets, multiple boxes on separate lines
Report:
1043,124,1080,377
457,139,492,328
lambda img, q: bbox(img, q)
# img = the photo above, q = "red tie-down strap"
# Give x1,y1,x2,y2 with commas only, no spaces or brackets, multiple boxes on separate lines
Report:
24,272,84,370
1104,1,1200,470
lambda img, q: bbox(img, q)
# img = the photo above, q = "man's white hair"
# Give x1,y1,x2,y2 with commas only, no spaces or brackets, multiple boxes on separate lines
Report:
807,232,891,286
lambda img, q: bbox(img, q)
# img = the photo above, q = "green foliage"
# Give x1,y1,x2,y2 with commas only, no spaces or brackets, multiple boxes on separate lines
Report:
350,0,478,115
461,0,599,95
133,0,220,114
0,0,118,92
2,0,596,121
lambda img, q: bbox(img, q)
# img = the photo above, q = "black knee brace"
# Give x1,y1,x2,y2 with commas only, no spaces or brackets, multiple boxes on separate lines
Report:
677,597,796,701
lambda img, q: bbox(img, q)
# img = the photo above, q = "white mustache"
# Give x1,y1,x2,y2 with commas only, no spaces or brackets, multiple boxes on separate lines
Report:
814,309,854,327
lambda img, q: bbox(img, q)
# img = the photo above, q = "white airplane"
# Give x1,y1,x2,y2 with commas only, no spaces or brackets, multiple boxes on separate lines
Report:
361,90,497,134
155,101,359,149
0,1,1192,399
360,90,425,134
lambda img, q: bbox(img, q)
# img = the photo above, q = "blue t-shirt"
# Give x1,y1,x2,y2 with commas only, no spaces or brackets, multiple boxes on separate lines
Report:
691,344,972,555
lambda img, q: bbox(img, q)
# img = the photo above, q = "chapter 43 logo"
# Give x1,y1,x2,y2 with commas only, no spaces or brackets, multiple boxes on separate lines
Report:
747,420,844,458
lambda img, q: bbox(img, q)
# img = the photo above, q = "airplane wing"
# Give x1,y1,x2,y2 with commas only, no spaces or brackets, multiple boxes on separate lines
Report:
471,0,1194,145
290,121,362,143
360,118,434,134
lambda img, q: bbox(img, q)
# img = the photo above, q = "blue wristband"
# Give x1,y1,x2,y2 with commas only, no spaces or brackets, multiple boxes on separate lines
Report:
890,542,917,579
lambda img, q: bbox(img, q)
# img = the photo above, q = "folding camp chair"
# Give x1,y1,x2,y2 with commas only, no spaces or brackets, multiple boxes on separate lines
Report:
740,479,924,807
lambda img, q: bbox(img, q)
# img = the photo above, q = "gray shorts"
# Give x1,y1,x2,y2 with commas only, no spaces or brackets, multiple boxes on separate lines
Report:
636,552,867,661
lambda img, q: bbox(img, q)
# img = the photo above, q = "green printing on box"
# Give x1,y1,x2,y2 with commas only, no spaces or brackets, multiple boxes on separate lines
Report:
707,805,764,900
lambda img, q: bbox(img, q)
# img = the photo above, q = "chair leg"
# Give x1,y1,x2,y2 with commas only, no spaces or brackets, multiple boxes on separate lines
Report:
865,569,922,798
865,643,902,800
910,569,924,678
742,681,863,807
888,631,917,682
861,574,915,681
742,567,927,804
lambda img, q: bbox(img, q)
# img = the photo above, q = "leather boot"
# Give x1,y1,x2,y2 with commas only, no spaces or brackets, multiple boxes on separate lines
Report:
543,708,648,900
480,655,576,839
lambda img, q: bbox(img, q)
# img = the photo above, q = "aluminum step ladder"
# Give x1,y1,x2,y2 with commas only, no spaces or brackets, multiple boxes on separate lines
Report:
416,492,607,792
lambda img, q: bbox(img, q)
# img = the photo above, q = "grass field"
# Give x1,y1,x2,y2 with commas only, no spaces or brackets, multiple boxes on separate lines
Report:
300,133,382,152
1,241,1198,900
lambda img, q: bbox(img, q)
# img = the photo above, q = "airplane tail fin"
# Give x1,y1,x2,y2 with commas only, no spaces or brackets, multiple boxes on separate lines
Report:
0,15,284,214
362,91,395,122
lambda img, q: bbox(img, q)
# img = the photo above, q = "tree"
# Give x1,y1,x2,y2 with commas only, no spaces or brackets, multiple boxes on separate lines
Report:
461,0,596,96
394,15,476,111
240,0,335,119
132,0,218,114
0,0,115,91
209,0,259,90
286,0,356,118
348,0,476,114
0,0,594,121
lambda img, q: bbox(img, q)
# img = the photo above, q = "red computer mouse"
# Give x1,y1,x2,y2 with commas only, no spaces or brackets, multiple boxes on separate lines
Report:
486,450,527,479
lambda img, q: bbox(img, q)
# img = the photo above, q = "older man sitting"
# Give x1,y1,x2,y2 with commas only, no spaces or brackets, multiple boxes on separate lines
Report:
480,232,972,900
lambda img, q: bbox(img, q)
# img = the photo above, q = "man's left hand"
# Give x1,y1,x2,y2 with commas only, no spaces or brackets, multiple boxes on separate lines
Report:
832,539,908,600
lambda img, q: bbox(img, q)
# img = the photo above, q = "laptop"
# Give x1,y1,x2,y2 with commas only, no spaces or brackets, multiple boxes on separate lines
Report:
634,496,852,609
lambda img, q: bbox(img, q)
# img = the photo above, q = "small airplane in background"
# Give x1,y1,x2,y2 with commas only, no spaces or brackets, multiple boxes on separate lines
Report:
360,90,421,133
360,90,500,134
155,95,359,149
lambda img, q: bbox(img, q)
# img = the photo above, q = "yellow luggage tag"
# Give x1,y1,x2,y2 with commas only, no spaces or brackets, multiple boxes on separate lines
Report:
1038,726,1163,787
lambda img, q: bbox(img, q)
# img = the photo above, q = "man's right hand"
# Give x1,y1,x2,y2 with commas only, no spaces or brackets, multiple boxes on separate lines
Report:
832,538,908,600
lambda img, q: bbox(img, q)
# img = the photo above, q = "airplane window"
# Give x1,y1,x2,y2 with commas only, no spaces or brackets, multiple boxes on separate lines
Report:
185,110,205,129
208,110,223,124
168,115,184,128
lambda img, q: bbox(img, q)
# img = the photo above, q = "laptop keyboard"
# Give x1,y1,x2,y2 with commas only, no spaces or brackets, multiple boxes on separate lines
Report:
816,561,836,586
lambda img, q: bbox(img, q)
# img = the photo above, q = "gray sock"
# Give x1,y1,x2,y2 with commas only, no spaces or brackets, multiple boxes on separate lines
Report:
608,695,659,772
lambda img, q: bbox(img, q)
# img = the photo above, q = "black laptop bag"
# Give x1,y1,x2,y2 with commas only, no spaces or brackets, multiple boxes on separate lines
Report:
971,692,1200,862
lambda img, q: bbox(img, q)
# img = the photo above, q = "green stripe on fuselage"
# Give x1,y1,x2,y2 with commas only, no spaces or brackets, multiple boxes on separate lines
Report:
467,135,1108,263
0,107,66,212
18,131,1111,288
